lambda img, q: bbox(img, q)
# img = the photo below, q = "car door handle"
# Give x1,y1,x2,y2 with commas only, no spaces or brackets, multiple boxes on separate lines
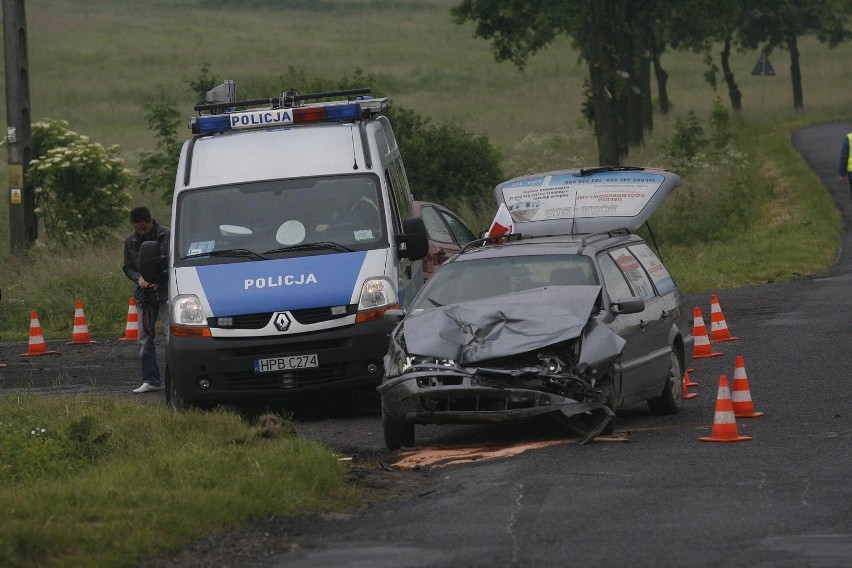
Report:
639,319,648,329
405,265,412,279
437,249,448,258
660,310,669,320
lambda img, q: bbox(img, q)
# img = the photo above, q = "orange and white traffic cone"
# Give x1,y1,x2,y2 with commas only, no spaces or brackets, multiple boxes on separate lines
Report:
21,310,60,357
699,375,752,443
709,294,738,342
692,307,722,359
684,367,698,388
67,300,98,345
682,371,698,400
731,355,763,418
117,297,139,342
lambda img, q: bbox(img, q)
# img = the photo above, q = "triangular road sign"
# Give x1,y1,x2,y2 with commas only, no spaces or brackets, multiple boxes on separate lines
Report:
751,53,776,76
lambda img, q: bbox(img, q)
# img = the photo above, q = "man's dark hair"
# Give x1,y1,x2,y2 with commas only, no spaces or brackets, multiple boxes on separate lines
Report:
130,206,153,224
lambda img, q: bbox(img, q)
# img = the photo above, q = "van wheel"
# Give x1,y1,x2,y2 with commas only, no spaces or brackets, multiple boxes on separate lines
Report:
165,367,189,411
382,405,414,450
647,350,683,415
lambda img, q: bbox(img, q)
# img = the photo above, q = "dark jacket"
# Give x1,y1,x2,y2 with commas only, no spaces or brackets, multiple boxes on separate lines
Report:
123,220,170,306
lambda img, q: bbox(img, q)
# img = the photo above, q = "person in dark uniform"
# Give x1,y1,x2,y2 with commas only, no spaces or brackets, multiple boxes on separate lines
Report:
122,206,170,393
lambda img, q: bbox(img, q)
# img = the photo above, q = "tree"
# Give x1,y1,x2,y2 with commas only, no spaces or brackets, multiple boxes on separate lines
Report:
666,0,746,111
387,106,503,203
137,96,182,203
452,0,667,165
740,0,852,109
29,119,132,244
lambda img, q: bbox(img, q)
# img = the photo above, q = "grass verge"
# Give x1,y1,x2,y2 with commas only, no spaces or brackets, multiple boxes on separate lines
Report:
0,395,360,568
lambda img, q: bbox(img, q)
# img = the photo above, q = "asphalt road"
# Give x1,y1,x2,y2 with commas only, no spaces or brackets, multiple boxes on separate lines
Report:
276,122,852,568
2,122,851,567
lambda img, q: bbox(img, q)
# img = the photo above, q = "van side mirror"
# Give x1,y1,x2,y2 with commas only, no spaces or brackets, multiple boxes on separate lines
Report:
139,240,167,282
398,217,429,261
611,297,645,315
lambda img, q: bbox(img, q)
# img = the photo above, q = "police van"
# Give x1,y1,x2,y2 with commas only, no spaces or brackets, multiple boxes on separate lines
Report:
141,81,429,409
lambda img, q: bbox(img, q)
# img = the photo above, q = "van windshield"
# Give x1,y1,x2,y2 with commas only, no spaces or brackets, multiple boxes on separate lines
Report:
176,174,387,264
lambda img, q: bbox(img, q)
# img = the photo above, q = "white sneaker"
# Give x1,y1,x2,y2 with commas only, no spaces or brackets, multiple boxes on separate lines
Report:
133,382,164,394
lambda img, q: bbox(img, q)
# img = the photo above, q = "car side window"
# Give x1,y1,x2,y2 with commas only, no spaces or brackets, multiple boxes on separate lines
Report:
607,248,656,300
597,253,634,303
440,210,476,244
420,206,455,243
628,243,677,296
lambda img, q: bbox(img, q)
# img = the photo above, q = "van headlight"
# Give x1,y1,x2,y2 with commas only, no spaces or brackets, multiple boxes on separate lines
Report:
172,294,206,326
356,277,399,323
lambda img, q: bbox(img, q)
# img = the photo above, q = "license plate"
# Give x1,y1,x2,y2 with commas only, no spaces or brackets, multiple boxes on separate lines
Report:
254,354,319,373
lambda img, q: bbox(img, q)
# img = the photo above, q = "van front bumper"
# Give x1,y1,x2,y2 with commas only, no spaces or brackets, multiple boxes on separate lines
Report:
166,320,391,404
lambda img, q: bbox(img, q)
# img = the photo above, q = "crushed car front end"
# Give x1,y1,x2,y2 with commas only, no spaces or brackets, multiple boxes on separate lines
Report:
378,286,625,447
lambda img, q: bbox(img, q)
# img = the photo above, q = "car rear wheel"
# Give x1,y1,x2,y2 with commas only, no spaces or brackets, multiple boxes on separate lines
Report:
647,350,683,415
382,405,414,450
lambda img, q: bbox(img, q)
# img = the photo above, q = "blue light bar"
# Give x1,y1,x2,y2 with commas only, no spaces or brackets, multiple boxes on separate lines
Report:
190,100,374,135
326,103,360,121
192,114,231,135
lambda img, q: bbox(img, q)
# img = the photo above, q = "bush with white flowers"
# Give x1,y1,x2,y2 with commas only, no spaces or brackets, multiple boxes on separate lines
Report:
28,119,132,243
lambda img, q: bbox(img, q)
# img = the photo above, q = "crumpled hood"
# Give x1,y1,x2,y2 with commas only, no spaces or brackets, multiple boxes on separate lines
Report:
402,285,624,365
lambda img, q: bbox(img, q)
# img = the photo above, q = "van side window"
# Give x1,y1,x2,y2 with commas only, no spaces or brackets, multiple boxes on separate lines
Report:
384,168,404,234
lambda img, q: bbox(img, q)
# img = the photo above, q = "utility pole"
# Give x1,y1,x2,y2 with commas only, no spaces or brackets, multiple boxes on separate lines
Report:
4,0,36,253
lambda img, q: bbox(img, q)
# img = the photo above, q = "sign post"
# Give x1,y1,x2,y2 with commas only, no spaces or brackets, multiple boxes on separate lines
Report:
751,51,776,122
3,0,35,253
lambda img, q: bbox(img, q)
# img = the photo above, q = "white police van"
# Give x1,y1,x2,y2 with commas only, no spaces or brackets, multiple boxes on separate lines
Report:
141,81,428,409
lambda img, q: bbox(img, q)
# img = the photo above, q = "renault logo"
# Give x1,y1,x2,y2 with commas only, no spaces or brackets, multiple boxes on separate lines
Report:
273,312,291,332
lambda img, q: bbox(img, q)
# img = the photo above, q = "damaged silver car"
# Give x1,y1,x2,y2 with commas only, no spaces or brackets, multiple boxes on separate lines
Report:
378,167,694,449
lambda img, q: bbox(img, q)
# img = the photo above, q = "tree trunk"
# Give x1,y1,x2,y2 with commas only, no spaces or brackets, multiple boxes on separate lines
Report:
640,49,653,132
615,0,635,155
720,38,742,111
788,30,803,109
651,50,669,114
588,0,621,165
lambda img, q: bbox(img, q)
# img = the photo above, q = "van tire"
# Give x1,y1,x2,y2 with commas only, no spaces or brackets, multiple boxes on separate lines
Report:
165,366,191,411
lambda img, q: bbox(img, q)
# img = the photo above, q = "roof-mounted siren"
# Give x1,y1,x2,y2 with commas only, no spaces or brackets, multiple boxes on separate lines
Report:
280,88,301,109
206,80,236,105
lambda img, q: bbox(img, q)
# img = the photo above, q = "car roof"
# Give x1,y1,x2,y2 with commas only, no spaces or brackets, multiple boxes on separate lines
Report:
448,230,643,264
492,166,681,236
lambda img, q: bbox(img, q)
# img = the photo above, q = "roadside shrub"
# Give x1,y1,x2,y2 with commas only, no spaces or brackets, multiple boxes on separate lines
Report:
137,96,183,204
29,119,132,244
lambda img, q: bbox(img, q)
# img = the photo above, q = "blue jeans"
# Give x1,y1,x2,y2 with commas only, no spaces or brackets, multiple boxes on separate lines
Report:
139,301,169,386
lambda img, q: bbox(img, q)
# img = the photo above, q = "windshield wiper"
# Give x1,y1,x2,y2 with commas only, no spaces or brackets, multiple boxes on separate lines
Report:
426,297,444,307
180,248,268,261
263,241,353,254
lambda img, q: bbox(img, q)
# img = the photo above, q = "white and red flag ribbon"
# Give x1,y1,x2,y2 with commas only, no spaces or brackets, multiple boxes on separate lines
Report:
487,203,514,238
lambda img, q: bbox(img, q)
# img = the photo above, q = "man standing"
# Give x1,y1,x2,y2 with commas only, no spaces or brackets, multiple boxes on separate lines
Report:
839,127,852,193
123,206,170,394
